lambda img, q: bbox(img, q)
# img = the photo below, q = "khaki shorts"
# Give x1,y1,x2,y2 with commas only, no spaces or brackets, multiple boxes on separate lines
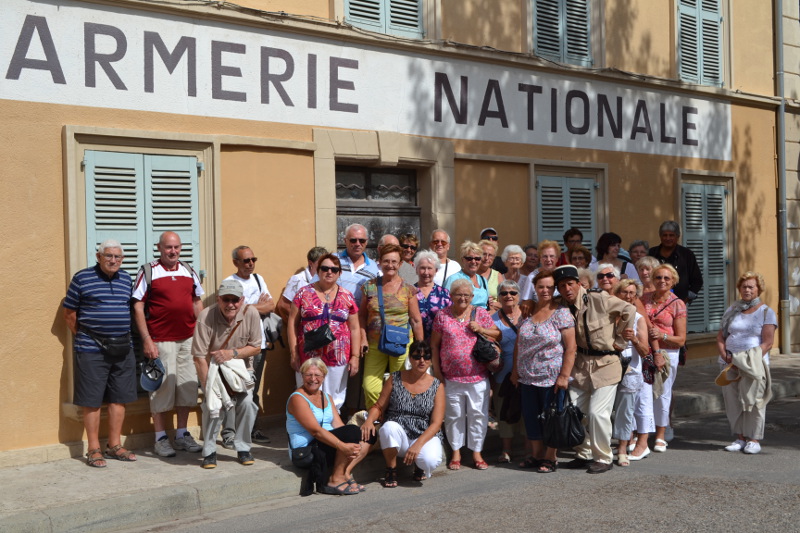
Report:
149,338,198,413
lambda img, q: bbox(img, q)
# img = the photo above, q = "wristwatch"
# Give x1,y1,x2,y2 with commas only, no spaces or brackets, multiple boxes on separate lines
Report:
232,349,239,359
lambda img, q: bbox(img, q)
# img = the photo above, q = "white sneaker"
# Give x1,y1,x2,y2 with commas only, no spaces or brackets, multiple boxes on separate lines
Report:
724,439,746,452
173,432,202,453
154,436,176,457
743,441,761,454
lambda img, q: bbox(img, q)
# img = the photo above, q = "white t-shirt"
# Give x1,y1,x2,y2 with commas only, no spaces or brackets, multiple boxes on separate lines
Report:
720,304,778,365
282,268,313,303
434,259,461,286
226,273,271,349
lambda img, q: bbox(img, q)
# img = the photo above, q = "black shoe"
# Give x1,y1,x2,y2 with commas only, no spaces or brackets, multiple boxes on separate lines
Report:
202,452,217,469
221,433,235,450
238,451,255,465
251,429,271,444
587,461,613,474
562,458,592,469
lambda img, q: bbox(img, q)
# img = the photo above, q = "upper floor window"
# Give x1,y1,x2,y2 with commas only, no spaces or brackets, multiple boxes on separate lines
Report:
345,0,424,39
677,0,723,86
533,0,592,67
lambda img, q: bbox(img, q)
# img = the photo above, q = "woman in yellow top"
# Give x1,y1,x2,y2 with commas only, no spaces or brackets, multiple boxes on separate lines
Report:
360,244,424,408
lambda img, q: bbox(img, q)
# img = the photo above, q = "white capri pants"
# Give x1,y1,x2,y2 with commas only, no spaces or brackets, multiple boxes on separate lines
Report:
634,382,655,434
444,377,490,452
653,348,679,428
295,363,349,412
379,420,443,478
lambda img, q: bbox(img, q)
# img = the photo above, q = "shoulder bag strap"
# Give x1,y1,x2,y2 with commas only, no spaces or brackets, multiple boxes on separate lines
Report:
377,276,387,327
499,309,518,335
651,297,680,319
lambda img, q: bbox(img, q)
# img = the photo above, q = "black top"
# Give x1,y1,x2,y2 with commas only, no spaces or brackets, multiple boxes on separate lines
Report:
491,256,508,274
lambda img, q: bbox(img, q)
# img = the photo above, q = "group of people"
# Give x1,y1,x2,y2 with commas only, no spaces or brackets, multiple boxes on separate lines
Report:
65,222,776,494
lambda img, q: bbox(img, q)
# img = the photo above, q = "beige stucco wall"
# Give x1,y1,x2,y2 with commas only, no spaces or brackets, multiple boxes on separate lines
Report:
440,0,526,53
730,0,775,94
603,0,673,79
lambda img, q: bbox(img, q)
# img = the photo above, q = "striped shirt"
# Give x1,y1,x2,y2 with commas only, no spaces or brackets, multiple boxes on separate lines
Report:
63,264,133,353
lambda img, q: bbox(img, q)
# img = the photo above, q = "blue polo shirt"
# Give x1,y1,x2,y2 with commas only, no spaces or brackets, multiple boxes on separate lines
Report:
311,251,380,304
63,264,133,353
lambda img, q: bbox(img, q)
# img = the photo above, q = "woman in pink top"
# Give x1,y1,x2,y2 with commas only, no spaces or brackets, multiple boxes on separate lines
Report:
431,278,501,471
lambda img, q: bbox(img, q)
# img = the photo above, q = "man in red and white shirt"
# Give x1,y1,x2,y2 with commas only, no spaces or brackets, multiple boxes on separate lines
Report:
133,231,205,457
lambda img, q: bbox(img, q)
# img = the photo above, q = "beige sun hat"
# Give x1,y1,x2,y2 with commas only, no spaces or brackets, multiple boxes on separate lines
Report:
715,363,742,387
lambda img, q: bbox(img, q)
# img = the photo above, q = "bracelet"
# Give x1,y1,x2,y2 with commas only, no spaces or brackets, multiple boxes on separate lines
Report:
663,333,667,342
142,334,151,339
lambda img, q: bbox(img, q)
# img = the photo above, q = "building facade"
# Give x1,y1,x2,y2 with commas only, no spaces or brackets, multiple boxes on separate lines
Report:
0,0,785,464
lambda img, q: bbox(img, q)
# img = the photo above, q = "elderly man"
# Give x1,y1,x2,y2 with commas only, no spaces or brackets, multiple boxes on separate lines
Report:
193,280,262,468
377,233,418,284
63,240,138,467
554,265,635,474
337,223,380,303
133,231,205,457
223,245,275,445
276,246,328,322
430,229,461,286
479,227,507,274
648,221,703,304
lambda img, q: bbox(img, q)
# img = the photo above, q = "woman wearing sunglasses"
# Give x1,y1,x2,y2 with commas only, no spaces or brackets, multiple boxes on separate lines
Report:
361,341,445,487
444,241,490,309
287,254,361,411
595,263,620,294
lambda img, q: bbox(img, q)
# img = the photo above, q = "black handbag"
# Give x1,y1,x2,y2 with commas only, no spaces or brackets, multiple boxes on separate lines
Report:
302,300,337,352
539,393,586,449
289,442,316,468
81,328,131,358
469,308,501,364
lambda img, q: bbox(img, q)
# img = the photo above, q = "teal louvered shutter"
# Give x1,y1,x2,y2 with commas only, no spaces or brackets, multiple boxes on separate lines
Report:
346,0,384,33
85,150,146,276
678,0,722,86
145,154,200,269
534,0,562,62
564,0,591,66
388,0,423,38
678,0,700,83
682,182,727,333
534,0,591,66
536,175,596,247
699,0,722,86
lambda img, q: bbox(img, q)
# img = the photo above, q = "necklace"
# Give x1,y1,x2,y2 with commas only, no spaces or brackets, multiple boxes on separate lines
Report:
317,283,336,302
453,306,471,323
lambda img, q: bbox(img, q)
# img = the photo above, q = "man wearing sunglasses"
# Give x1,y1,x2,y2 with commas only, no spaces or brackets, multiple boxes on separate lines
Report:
224,246,275,445
431,229,461,286
479,227,507,274
335,223,380,304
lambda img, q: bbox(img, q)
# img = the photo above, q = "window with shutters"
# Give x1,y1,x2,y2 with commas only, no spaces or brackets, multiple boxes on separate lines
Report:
536,174,597,248
533,0,592,67
345,0,424,39
84,150,201,277
682,181,728,334
677,0,723,86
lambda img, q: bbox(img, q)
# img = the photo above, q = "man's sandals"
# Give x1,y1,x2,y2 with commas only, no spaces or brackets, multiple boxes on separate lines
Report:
86,448,106,468
103,444,137,462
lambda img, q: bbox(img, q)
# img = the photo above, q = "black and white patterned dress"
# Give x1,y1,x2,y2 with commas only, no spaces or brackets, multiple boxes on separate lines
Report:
385,371,442,441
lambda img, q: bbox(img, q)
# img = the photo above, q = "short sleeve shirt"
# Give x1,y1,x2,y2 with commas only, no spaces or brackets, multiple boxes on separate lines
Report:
416,285,452,340
362,279,418,344
433,305,495,383
642,293,687,338
225,272,271,349
722,304,778,362
515,307,575,387
293,285,358,367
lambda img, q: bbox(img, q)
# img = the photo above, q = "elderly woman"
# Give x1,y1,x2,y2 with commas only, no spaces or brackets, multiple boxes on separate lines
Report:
628,240,649,264
595,232,638,280
568,246,592,269
502,245,525,285
286,358,370,495
431,278,502,470
414,249,452,340
716,272,777,455
636,256,660,298
492,279,524,463
595,263,620,294
478,239,504,312
444,241,490,309
362,341,445,486
612,280,651,465
511,270,576,473
360,244,425,408
288,253,360,411
577,268,593,290
642,263,686,453
521,240,560,302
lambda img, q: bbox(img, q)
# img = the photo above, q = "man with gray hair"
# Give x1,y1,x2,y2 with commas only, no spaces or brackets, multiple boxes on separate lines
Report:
336,223,380,303
63,240,138,467
430,229,461,286
648,221,703,304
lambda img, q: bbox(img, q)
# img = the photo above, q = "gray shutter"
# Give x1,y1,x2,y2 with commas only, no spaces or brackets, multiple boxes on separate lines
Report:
683,182,727,333
85,150,146,276
564,0,592,66
535,0,591,66
699,0,722,86
534,0,563,61
388,0,423,38
678,0,700,84
346,0,386,33
537,175,596,248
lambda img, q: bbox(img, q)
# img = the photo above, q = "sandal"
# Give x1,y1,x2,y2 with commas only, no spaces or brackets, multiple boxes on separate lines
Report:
474,460,489,470
86,448,106,468
383,467,398,488
413,466,426,482
519,456,541,469
347,475,366,492
319,481,360,495
104,444,137,462
537,459,558,473
497,451,511,464
617,453,630,467
447,460,461,470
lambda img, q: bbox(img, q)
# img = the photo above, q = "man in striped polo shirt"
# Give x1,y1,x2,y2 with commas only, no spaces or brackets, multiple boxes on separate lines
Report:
63,239,138,467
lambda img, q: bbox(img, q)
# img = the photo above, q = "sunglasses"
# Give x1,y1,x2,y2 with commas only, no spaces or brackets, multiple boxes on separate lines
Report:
221,296,240,303
485,235,499,241
431,239,448,245
400,244,417,251
654,275,672,280
499,291,518,296
463,256,481,262
410,353,432,361
349,238,367,244
240,257,257,264
319,265,341,273
597,272,616,280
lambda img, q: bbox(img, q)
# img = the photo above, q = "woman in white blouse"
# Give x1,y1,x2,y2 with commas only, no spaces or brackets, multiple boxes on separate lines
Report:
716,272,778,455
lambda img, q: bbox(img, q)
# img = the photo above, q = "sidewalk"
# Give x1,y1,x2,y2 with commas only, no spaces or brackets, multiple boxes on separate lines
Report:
3,355,799,533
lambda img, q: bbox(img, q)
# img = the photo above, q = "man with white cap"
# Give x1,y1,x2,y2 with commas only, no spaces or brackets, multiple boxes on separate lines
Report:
193,280,262,468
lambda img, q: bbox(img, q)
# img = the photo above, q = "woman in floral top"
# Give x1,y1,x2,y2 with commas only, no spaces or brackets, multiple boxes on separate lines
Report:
431,278,501,471
511,270,576,473
414,250,452,340
288,254,360,411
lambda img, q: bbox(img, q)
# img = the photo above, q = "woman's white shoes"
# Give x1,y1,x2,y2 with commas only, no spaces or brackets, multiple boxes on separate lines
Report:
724,439,746,452
653,439,668,453
628,447,651,461
743,441,761,454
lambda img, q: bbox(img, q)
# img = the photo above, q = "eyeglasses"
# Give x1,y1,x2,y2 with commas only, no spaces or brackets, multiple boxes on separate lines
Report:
410,353,432,361
452,293,472,300
597,272,616,280
463,256,481,262
431,239,448,245
400,244,417,251
654,275,672,281
349,238,367,244
319,265,341,273
499,291,518,296
240,257,257,264
221,296,240,303
101,253,123,261
485,235,499,241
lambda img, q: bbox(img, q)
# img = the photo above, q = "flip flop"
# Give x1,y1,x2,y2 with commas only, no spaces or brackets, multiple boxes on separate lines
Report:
347,475,366,492
319,481,359,495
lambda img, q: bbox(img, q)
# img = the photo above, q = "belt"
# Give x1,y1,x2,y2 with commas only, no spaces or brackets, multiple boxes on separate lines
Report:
577,347,621,357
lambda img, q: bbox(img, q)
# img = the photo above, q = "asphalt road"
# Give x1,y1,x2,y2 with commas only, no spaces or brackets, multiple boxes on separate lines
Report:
121,398,800,533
